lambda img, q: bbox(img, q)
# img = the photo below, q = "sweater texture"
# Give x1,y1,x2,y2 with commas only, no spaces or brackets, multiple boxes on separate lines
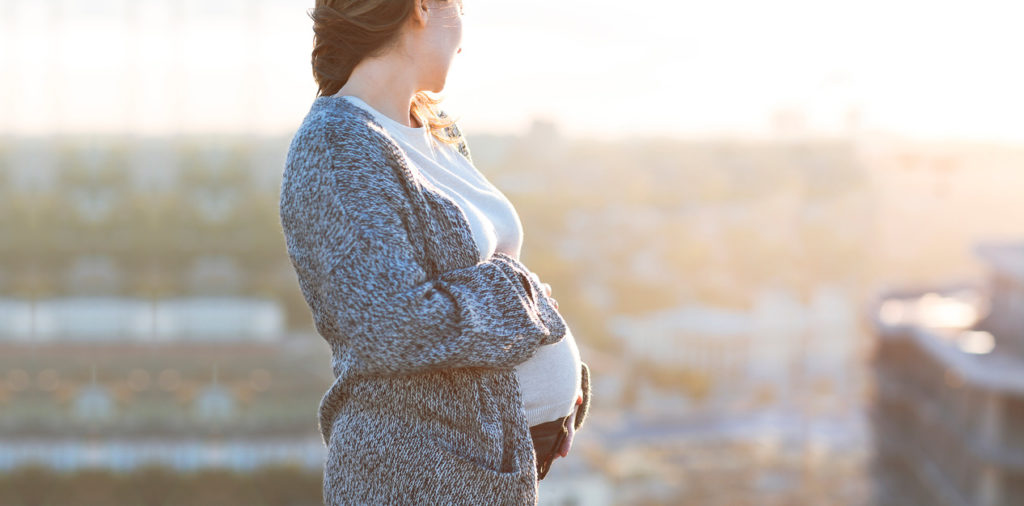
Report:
338,95,583,427
278,94,592,505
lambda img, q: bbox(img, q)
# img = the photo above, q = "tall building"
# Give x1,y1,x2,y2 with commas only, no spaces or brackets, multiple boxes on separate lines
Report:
869,240,1024,506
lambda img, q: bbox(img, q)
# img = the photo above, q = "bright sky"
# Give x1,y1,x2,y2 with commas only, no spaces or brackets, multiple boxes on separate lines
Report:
2,0,1022,142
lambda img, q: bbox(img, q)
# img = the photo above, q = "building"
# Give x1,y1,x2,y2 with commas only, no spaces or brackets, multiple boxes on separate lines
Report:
868,240,1024,506
0,340,330,472
607,285,862,414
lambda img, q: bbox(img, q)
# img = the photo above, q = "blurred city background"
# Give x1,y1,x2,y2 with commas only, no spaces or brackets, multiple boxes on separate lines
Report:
2,1,1023,505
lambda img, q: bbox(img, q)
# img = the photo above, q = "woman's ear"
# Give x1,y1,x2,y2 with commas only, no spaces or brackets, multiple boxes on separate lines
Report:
409,0,429,27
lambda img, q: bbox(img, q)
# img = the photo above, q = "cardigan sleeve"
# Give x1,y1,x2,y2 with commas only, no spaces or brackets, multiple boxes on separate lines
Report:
573,362,592,432
288,144,568,377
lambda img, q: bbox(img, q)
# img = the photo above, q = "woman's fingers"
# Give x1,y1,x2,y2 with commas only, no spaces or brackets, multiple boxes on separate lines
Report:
528,272,556,307
557,411,576,458
528,271,553,296
529,271,541,286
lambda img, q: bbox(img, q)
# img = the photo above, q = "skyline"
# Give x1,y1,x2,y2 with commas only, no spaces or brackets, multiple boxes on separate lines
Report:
1,0,1022,143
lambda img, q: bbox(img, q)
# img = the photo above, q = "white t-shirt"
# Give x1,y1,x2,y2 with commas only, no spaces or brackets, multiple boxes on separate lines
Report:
340,95,582,426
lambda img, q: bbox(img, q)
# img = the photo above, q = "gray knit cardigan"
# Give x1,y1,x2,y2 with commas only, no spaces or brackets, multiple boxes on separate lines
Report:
278,95,592,505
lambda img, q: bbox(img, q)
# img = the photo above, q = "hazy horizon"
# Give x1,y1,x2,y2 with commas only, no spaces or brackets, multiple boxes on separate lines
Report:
2,0,1022,142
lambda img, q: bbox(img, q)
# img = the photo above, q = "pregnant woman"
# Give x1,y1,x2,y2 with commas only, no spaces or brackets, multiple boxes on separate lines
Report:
278,1,591,503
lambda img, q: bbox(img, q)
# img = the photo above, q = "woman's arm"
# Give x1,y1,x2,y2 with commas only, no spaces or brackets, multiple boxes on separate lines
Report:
280,130,567,377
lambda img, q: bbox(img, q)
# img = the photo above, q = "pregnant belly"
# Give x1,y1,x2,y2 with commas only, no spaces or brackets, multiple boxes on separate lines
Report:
513,324,582,427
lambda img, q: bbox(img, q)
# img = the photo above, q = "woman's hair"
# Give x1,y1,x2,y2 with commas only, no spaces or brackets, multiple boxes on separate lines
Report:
308,0,462,146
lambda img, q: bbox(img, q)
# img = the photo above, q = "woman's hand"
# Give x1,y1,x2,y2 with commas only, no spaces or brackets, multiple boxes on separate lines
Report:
528,271,557,309
555,393,583,458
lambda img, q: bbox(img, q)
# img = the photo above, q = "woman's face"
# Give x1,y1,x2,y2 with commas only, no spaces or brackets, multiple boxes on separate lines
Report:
407,0,464,93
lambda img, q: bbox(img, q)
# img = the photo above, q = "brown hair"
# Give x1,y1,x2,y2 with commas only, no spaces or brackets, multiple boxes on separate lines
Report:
308,0,462,147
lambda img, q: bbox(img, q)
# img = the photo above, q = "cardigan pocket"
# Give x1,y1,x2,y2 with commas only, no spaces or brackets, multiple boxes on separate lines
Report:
425,434,523,477
412,432,534,504
413,367,537,480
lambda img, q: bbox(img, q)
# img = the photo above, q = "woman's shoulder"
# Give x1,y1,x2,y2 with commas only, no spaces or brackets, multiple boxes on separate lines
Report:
280,96,414,224
436,108,473,165
287,95,393,166
285,97,412,190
